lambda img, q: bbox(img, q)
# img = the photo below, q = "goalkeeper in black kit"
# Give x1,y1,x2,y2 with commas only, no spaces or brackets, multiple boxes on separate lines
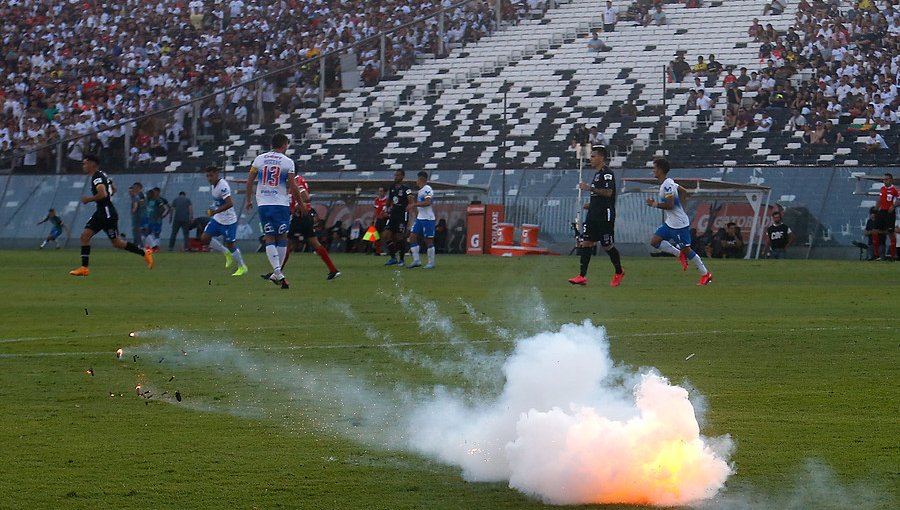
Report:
568,145,624,287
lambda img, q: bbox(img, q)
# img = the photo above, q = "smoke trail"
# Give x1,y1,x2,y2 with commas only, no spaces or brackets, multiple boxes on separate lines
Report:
703,459,888,510
131,318,734,506
405,320,734,506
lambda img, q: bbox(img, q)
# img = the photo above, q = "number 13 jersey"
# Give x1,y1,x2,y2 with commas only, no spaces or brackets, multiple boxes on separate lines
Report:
251,151,296,207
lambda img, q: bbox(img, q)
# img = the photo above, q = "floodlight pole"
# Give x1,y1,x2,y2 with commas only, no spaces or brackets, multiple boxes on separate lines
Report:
380,34,387,78
319,57,326,104
661,65,667,152
502,81,508,212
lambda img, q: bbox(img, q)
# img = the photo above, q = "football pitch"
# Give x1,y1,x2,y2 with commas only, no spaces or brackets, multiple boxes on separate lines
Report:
0,249,896,509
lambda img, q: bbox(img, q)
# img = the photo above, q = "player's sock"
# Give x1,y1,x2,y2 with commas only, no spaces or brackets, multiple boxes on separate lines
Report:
230,247,245,267
124,242,144,255
872,234,882,258
427,246,435,266
657,240,682,257
208,238,228,254
890,236,897,260
265,243,282,273
687,250,708,274
398,241,406,262
386,241,396,259
606,247,623,274
410,243,420,263
314,245,338,272
579,247,592,277
81,246,91,267
275,240,288,270
40,240,48,248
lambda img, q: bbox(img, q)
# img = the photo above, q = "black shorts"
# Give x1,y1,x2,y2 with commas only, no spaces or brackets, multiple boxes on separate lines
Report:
874,210,896,231
583,219,615,247
374,217,387,232
85,209,119,240
385,212,408,234
289,211,317,239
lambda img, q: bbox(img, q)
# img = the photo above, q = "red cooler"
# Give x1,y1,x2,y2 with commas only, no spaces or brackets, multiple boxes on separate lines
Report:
521,224,540,247
494,223,514,246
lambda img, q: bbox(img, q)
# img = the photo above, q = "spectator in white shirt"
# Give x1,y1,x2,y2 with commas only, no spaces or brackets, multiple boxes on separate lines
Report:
788,109,807,130
862,132,888,151
745,72,762,92
696,90,714,110
588,126,607,146
603,2,618,32
756,113,773,132
875,105,897,126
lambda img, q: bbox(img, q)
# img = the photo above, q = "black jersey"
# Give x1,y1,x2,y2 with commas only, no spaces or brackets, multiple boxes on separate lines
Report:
586,166,616,222
90,170,117,216
766,223,791,249
387,183,412,215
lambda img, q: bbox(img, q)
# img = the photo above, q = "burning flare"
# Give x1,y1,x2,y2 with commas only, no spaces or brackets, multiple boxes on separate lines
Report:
407,321,734,506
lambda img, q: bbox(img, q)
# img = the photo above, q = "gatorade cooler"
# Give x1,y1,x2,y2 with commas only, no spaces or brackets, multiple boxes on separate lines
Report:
494,223,514,246
521,224,541,247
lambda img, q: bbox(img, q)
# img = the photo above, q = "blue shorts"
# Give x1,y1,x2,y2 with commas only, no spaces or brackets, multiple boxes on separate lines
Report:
411,219,436,239
655,224,692,248
204,219,238,243
49,227,62,239
258,205,290,236
149,222,162,235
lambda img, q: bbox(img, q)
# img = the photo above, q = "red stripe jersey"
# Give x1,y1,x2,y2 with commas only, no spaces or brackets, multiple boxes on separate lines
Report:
290,175,311,213
374,196,387,217
879,185,899,211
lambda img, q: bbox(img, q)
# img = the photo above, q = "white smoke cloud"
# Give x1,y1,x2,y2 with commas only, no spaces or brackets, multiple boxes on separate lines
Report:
406,320,734,506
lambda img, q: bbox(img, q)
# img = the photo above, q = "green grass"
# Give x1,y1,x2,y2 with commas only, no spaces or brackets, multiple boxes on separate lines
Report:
0,249,897,509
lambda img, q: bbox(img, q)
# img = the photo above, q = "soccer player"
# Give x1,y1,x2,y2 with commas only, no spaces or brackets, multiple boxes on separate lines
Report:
407,171,436,269
201,166,248,276
645,157,712,286
568,145,624,287
37,208,66,249
383,170,413,266
245,133,303,289
281,173,340,280
144,187,170,252
872,172,898,260
69,154,153,276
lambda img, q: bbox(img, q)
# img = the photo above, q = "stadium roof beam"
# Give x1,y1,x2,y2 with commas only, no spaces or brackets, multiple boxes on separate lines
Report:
621,178,772,260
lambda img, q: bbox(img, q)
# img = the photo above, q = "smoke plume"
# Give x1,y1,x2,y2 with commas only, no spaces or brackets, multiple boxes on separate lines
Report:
405,320,734,506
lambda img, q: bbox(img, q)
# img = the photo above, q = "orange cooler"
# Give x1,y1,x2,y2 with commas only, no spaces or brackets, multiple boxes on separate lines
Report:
521,224,540,247
494,223,515,246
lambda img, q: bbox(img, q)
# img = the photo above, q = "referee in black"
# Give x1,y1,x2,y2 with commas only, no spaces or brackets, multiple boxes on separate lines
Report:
568,145,624,287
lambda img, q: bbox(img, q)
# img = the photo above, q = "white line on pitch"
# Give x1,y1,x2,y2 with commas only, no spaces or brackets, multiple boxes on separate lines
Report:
0,325,894,358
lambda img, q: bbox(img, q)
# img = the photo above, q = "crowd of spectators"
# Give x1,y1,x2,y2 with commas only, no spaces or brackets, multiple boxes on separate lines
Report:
0,0,527,172
672,0,900,155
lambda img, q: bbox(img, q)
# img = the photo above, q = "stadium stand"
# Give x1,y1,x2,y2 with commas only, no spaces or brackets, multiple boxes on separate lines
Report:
2,0,898,175
156,0,899,174
0,0,531,172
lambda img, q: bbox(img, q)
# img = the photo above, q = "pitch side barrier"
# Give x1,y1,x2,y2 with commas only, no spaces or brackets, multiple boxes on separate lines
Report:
0,166,895,257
